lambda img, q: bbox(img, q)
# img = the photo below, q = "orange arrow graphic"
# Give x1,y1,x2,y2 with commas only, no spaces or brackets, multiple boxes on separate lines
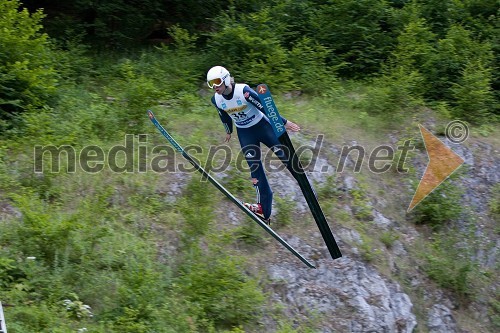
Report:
408,125,465,212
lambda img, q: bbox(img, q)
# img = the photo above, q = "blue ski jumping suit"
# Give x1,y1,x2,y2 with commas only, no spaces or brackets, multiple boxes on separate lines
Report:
211,83,293,219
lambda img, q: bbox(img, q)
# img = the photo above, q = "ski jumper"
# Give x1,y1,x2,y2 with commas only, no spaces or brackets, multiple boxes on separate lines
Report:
211,83,292,219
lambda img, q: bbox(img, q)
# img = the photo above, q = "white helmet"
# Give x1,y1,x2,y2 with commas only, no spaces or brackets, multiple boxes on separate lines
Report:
206,66,231,88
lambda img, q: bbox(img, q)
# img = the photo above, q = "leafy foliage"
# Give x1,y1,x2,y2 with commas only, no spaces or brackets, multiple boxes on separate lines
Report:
0,0,57,123
178,175,217,242
450,60,496,122
425,25,494,104
489,184,500,220
207,21,295,90
178,244,265,329
359,68,424,118
410,175,464,229
274,196,293,227
288,38,337,95
420,231,486,298
312,0,396,77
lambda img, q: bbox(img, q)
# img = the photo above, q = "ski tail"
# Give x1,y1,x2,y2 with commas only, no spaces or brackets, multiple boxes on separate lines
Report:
147,110,316,269
256,85,342,260
281,132,342,259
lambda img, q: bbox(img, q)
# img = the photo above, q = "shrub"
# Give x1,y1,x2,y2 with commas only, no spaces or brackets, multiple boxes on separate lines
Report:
489,184,500,220
178,176,217,242
207,18,295,90
154,25,207,95
222,165,248,196
0,0,58,124
451,60,496,123
424,25,494,102
358,233,382,263
379,230,400,249
288,38,337,95
312,0,395,77
0,257,18,287
233,221,263,246
410,175,464,229
359,69,424,119
112,59,165,132
317,174,341,200
422,234,479,298
274,196,293,228
385,13,435,101
7,192,84,266
349,186,373,221
178,244,265,328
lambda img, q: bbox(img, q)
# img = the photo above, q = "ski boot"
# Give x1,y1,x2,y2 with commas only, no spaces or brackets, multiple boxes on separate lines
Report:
243,202,271,225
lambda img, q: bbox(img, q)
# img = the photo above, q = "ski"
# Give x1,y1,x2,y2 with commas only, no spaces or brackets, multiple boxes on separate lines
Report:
147,110,316,269
256,84,342,260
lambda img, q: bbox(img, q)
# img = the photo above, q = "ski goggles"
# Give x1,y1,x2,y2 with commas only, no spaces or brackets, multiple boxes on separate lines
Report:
207,77,224,88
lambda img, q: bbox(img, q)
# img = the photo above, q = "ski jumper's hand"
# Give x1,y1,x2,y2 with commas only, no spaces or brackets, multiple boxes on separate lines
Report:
285,120,301,132
224,133,232,142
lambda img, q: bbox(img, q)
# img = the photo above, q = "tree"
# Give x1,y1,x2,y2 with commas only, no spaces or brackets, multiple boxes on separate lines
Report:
384,8,436,100
207,9,295,90
312,0,396,77
0,0,57,125
451,61,495,122
424,25,494,102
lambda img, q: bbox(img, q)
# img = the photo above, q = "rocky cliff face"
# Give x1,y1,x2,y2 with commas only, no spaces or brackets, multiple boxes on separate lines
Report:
267,255,417,333
249,129,499,333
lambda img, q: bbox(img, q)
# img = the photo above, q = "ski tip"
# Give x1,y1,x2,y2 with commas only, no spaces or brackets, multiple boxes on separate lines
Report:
256,84,269,95
147,110,155,119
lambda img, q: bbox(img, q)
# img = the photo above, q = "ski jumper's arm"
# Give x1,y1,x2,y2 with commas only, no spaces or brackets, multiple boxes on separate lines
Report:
242,86,288,125
211,95,233,134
